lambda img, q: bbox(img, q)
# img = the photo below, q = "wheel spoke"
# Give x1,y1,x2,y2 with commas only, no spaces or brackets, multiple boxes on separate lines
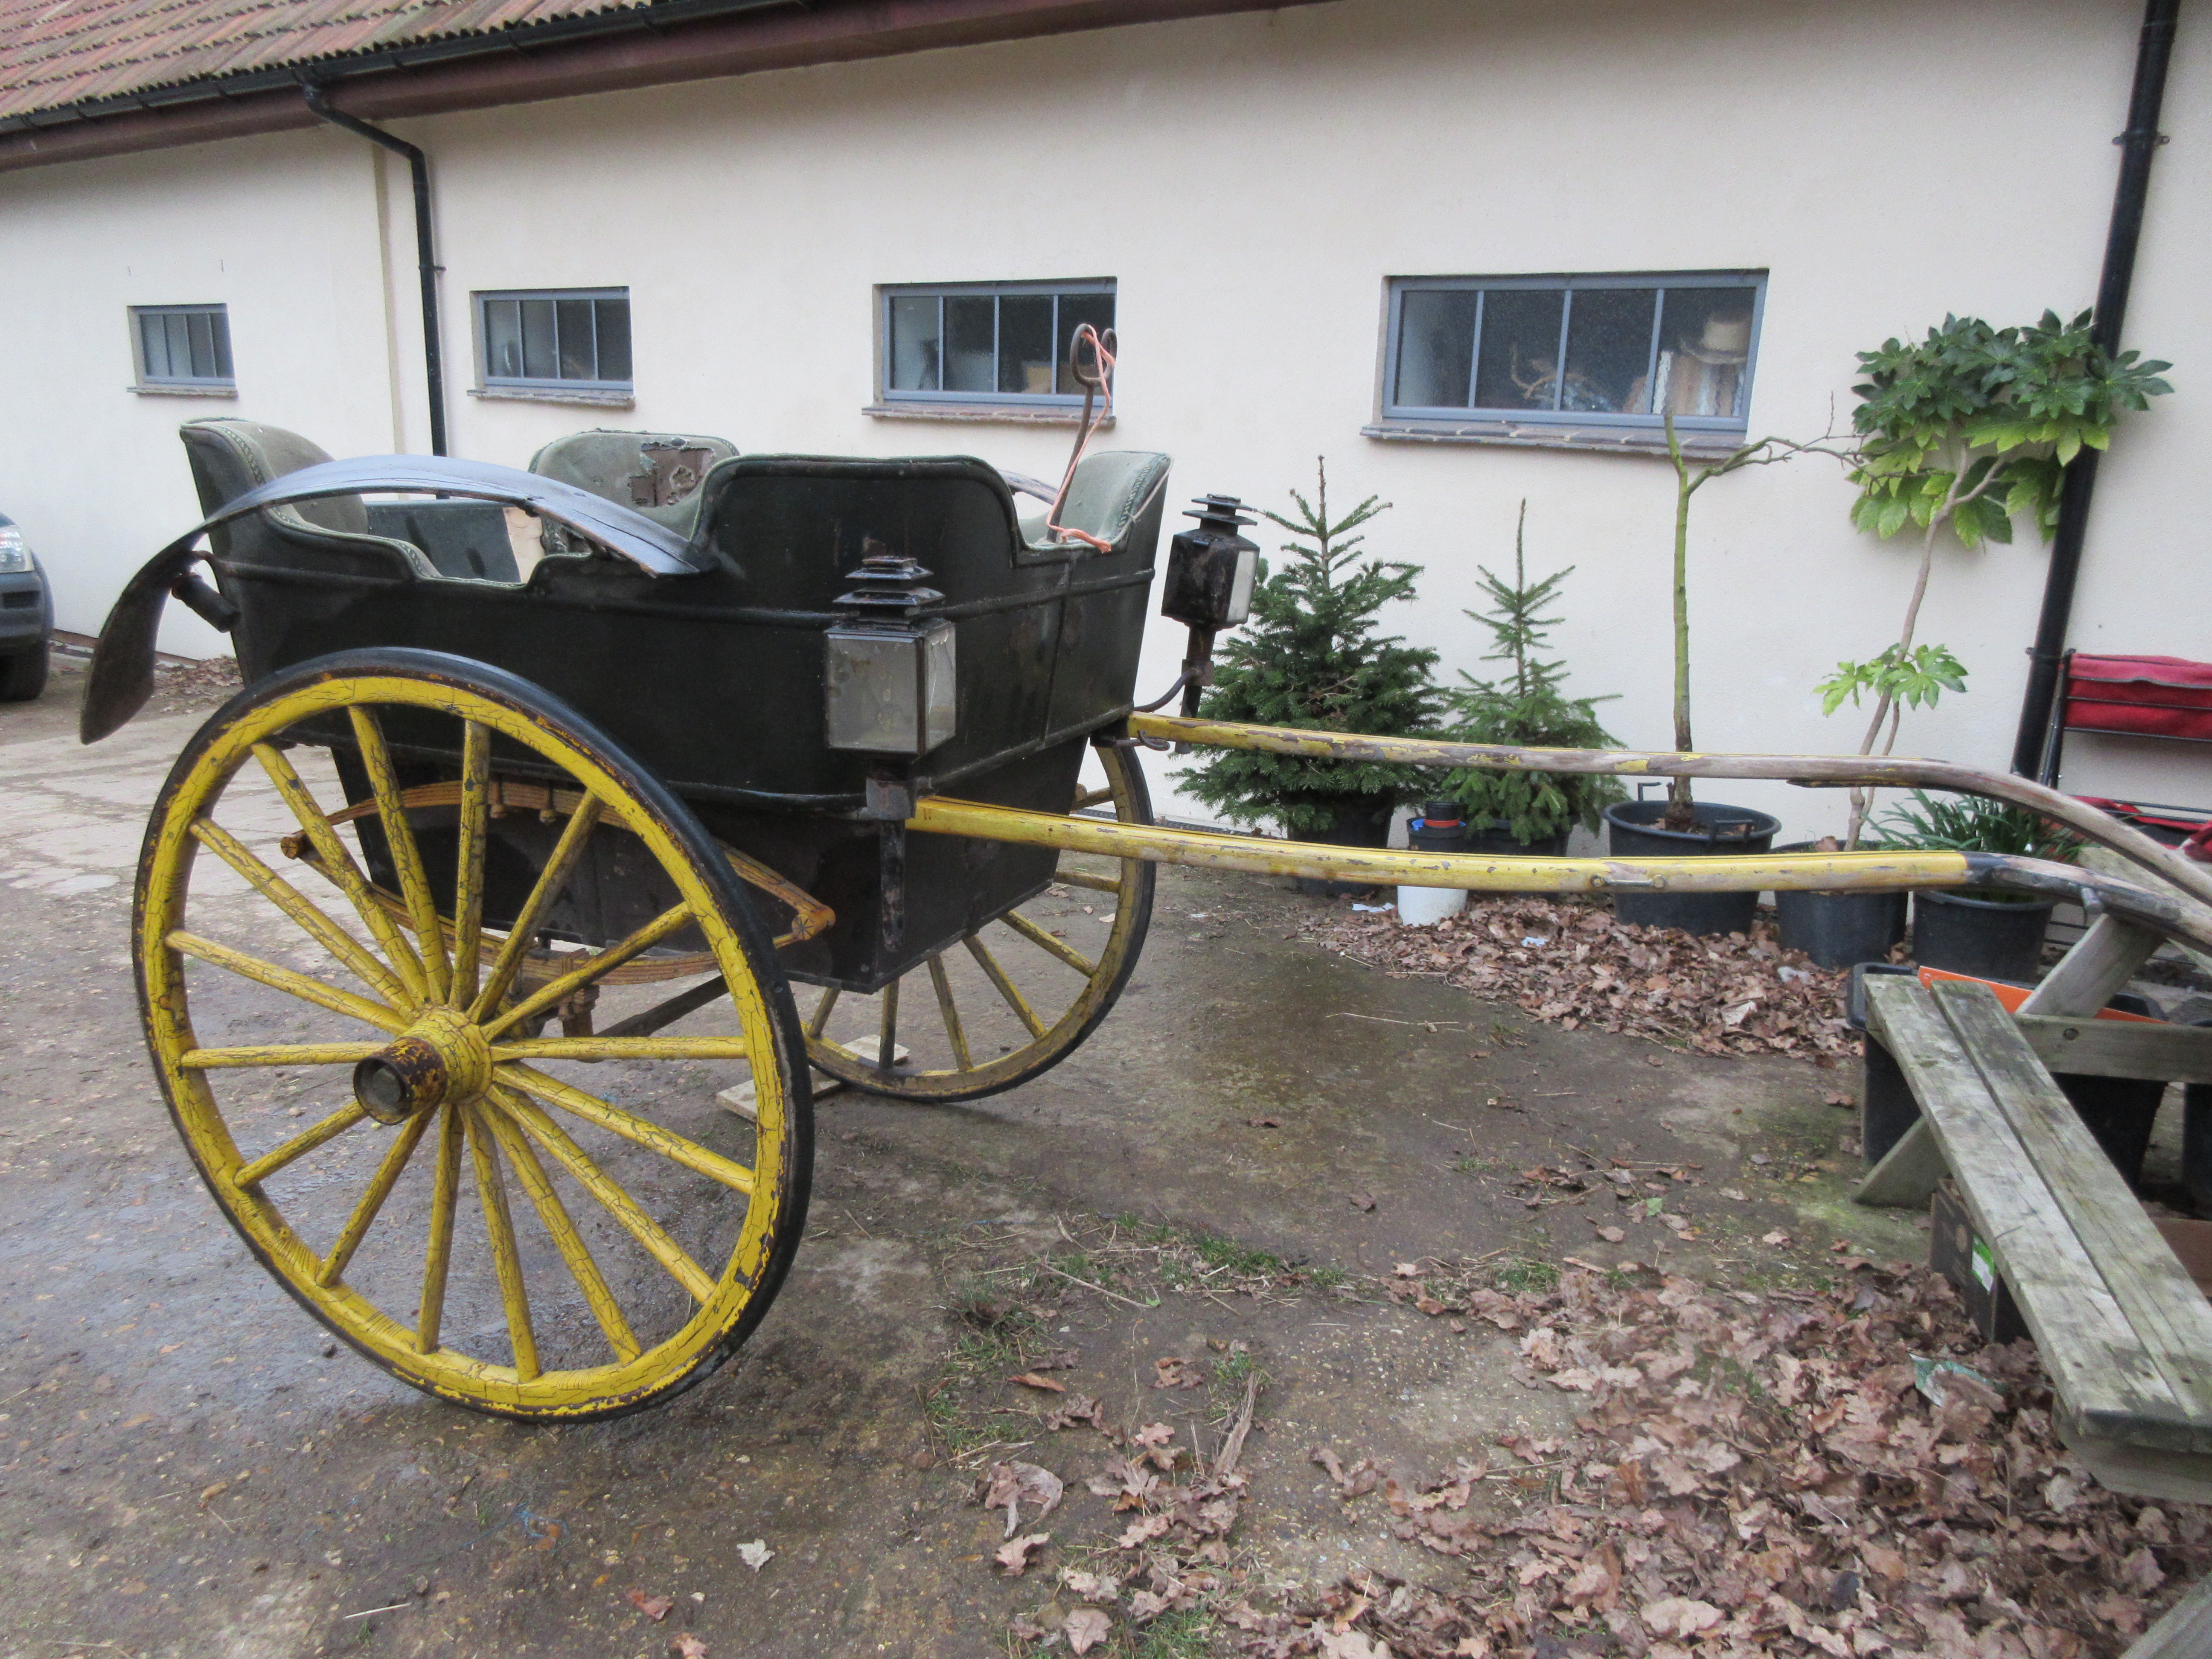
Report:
469,795,606,1022
1054,866,1123,895
182,1042,386,1069
316,1106,436,1288
877,976,899,1073
1001,910,1099,976
349,707,452,1004
489,1036,747,1062
479,900,694,1040
464,1101,540,1382
416,1103,465,1353
169,930,405,1033
962,932,1046,1039
481,1105,641,1363
490,1086,717,1304
449,722,493,1010
253,742,429,1006
807,987,840,1039
234,1101,371,1189
189,819,413,1008
495,1062,755,1196
1071,785,1116,811
926,955,972,1070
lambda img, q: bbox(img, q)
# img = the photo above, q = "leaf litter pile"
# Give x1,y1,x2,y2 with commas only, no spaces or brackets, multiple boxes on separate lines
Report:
1298,896,1854,1061
1229,1262,2204,1659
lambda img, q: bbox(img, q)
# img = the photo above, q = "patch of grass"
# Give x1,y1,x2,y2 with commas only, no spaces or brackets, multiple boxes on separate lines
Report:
1304,1264,1347,1293
1451,1154,1500,1177
1129,1609,1215,1658
1496,1256,1560,1296
1190,1231,1284,1277
947,1274,1044,1334
1212,1345,1260,1392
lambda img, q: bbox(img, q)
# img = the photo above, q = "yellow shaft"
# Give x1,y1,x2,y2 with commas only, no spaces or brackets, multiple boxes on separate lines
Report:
906,795,1973,894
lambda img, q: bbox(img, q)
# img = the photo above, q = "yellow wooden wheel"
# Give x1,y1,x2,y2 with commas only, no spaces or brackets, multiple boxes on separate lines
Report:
804,742,1155,1103
134,649,810,1420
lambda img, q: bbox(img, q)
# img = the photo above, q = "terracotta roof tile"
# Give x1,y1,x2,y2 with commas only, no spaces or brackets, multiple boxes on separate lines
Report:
0,0,677,120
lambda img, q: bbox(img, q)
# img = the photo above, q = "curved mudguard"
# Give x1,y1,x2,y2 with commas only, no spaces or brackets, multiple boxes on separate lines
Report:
81,455,703,745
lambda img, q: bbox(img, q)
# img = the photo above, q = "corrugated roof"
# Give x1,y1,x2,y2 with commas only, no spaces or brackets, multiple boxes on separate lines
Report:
0,0,681,122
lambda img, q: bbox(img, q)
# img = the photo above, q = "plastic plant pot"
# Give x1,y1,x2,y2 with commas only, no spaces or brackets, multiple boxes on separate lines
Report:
1601,799,1780,936
1910,888,2057,983
1771,841,1907,969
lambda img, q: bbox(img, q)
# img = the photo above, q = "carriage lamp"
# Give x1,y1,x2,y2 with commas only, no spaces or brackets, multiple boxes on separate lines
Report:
824,544,958,760
1158,495,1259,719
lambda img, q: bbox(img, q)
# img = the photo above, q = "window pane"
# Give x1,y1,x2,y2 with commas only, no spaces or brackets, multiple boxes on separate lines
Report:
1394,289,1477,409
186,311,216,379
998,294,1055,396
1562,287,1659,413
520,299,558,381
486,300,522,379
1656,286,1757,419
556,298,596,381
164,314,192,381
1056,292,1115,393
889,295,941,391
594,298,632,384
140,314,169,379
1473,288,1566,411
945,296,995,392
208,310,233,380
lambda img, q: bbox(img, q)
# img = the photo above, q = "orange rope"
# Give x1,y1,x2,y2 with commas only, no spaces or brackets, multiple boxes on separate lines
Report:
1045,323,1118,552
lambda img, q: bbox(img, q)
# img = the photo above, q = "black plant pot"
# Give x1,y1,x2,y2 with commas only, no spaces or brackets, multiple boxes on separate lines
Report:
1284,792,1397,897
1911,888,2056,982
1467,821,1570,858
1771,841,1908,969
1602,800,1780,937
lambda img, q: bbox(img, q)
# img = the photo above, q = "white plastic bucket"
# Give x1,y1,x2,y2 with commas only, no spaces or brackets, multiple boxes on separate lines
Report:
1397,884,1466,926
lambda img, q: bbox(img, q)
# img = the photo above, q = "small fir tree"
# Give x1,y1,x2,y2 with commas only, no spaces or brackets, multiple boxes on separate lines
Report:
1180,459,1440,834
1440,502,1624,844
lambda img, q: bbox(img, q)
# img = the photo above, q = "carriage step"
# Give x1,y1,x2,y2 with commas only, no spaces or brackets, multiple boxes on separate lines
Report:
716,1060,876,1120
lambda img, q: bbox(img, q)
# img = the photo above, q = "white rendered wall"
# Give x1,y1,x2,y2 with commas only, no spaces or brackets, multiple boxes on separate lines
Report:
0,0,2203,838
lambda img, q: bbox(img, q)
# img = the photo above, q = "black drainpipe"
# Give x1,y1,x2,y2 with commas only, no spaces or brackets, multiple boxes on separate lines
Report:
302,84,448,457
2010,0,2179,780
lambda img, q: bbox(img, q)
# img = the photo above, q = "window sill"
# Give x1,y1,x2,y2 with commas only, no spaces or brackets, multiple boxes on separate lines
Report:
128,382,237,399
1363,419,1750,460
864,403,1114,428
470,385,636,409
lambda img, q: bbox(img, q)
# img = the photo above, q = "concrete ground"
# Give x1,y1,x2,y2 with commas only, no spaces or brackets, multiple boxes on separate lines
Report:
0,655,1912,1659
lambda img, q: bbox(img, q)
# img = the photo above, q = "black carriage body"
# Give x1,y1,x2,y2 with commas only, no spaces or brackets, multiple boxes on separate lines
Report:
189,428,1170,990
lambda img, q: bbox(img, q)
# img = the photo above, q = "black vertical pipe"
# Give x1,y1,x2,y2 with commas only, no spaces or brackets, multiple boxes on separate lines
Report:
2010,0,2179,778
302,84,448,457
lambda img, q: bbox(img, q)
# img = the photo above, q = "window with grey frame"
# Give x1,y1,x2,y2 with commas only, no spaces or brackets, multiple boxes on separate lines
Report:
477,289,632,391
1382,273,1765,431
132,304,234,387
882,282,1115,405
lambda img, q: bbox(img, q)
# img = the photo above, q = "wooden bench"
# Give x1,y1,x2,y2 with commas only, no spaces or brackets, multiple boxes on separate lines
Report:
1854,916,2212,1508
1851,916,2212,1655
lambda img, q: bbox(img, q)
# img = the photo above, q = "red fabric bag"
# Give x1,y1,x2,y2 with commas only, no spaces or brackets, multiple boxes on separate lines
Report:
2064,654,2212,742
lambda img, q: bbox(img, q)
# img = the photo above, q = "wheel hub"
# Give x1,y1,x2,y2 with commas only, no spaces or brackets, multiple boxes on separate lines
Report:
352,1008,491,1125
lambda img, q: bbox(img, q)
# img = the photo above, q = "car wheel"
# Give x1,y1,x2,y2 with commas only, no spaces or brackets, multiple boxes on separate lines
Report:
0,641,48,703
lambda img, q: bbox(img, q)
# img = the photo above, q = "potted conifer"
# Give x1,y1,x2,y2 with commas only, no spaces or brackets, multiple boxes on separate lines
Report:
1181,459,1439,891
1438,502,1622,854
